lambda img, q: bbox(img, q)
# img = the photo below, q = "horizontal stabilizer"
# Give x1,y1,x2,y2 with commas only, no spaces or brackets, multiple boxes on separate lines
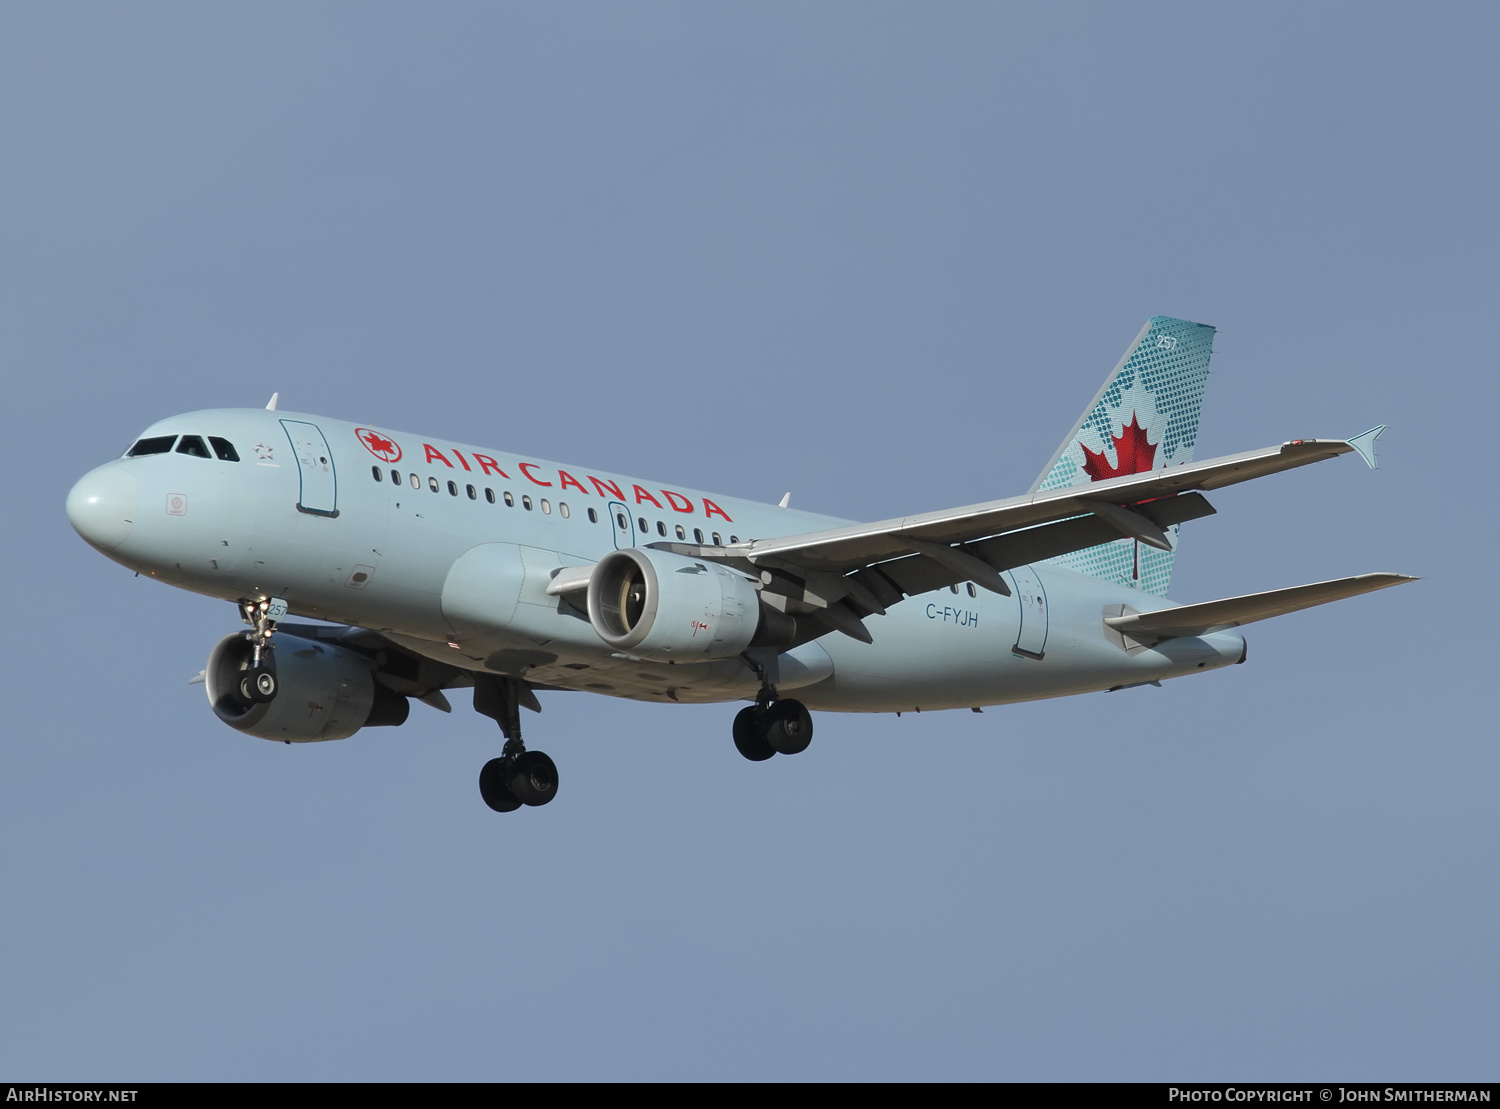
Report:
1105,572,1418,639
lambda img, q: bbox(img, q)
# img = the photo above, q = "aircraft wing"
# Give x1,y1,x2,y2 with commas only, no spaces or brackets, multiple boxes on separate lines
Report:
737,438,1359,574
1104,572,1418,640
653,436,1375,637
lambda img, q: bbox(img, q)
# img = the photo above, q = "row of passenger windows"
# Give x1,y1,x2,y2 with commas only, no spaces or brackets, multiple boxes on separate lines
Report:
127,434,239,461
374,466,590,518
620,511,738,545
370,466,739,544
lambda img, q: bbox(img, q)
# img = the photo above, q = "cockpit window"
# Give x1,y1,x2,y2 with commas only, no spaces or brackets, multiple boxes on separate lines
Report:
208,436,240,462
176,435,212,459
126,435,177,457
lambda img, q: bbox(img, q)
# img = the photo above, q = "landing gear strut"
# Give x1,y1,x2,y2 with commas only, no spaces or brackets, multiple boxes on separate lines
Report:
237,597,285,703
474,674,558,812
732,661,814,761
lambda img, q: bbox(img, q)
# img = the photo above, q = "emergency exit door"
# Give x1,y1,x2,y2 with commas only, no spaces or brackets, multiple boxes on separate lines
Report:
608,501,635,548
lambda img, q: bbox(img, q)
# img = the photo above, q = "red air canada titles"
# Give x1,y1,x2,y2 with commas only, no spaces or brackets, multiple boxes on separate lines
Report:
355,428,733,522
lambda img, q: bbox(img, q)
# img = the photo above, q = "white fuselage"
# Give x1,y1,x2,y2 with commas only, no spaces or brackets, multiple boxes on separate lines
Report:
67,408,1245,714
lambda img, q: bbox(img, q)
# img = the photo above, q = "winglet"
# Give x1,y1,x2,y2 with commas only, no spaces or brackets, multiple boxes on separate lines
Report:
778,493,791,508
1346,425,1384,470
265,392,279,411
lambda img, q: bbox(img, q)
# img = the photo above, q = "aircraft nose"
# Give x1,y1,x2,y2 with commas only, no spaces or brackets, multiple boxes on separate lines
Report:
67,465,138,551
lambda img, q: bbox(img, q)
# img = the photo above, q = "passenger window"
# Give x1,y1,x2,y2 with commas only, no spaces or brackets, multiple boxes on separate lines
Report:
560,502,570,518
712,533,721,545
485,488,496,504
967,583,977,598
616,513,627,529
466,484,477,500
391,470,401,484
729,535,739,544
694,528,704,544
448,480,458,496
127,435,177,456
504,492,515,507
410,473,420,490
587,507,598,523
950,585,958,594
638,517,648,533
675,524,686,540
429,477,440,493
208,436,240,462
371,465,382,481
175,435,212,458
656,520,666,537
522,495,533,511
541,499,551,514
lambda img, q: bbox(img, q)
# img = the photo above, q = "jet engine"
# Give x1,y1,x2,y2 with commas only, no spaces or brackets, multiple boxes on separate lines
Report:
586,547,768,662
205,631,410,742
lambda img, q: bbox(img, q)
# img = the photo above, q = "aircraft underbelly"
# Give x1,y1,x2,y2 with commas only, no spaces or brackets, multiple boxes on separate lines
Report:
799,568,1243,713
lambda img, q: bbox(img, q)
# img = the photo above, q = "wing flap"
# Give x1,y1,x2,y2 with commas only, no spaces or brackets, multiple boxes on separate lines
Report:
1103,573,1418,639
841,493,1218,606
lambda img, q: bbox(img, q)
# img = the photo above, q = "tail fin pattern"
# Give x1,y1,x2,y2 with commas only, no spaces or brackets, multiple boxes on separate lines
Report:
1030,316,1217,597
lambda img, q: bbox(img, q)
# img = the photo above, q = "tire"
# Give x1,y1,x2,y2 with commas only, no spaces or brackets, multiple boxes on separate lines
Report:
479,758,522,813
508,750,559,807
732,706,776,762
764,699,813,755
240,667,277,704
251,669,277,702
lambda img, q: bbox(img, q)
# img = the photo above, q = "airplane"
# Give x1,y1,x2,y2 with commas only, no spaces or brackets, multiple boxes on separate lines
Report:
66,317,1415,813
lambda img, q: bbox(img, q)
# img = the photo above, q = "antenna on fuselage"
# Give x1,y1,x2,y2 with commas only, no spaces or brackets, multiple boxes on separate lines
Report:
265,393,279,411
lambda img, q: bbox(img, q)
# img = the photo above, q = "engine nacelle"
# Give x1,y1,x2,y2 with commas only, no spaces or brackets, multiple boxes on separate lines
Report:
205,632,410,743
587,547,763,662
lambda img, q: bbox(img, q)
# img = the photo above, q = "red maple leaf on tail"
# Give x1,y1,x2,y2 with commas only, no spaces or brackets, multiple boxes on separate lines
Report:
1080,413,1157,481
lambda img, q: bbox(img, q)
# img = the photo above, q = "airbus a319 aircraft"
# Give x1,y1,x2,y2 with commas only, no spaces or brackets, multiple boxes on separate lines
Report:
67,318,1414,813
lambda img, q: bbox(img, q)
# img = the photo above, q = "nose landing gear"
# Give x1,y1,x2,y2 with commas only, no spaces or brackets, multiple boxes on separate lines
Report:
473,674,558,813
236,597,286,703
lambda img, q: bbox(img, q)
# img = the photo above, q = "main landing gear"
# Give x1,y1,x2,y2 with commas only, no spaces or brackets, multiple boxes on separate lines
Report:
236,597,284,703
732,672,814,762
473,674,558,813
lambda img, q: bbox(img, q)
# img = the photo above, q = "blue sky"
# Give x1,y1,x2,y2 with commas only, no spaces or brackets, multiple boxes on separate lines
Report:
2,2,1494,1080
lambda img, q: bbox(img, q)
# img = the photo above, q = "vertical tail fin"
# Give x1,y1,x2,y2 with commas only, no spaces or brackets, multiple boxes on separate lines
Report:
1031,316,1217,597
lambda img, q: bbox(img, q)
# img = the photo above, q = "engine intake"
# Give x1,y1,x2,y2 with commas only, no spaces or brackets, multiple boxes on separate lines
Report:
587,547,763,662
206,632,409,742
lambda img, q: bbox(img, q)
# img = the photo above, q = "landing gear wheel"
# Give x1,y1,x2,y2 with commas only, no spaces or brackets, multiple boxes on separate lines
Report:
507,750,559,807
479,758,522,813
239,667,277,703
764,699,813,755
733,706,776,761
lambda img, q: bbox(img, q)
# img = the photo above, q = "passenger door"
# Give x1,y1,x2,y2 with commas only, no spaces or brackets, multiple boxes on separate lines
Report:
280,420,338,517
1009,565,1049,659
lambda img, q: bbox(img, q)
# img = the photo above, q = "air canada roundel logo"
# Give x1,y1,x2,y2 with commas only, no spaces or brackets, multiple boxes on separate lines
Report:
356,427,402,463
